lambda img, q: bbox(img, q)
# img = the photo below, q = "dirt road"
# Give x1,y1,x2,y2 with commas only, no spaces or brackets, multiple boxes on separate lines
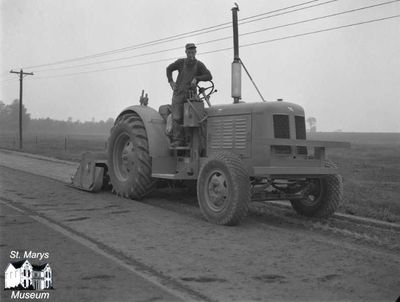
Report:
0,203,186,302
1,150,399,301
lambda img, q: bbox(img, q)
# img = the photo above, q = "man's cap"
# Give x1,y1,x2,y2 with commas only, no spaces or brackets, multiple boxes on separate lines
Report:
185,43,197,50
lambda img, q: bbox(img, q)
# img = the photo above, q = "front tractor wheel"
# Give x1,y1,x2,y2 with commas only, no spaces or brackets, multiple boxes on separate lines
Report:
197,151,250,226
290,161,343,218
108,112,155,199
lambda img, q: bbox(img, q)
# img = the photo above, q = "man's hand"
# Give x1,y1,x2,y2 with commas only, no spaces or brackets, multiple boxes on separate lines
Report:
169,81,176,91
190,78,197,87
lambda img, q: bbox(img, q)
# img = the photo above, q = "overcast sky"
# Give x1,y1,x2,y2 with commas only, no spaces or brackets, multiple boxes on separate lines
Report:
1,0,399,132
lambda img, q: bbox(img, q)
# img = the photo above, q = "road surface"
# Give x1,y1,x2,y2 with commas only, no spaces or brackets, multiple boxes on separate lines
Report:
0,150,399,301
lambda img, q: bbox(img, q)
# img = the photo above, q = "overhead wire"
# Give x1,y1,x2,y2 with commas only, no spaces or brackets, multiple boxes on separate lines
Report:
101,0,339,54
199,14,400,55
239,0,399,39
22,0,333,70
34,45,183,72
29,14,400,81
239,14,400,50
29,57,179,80
33,0,399,73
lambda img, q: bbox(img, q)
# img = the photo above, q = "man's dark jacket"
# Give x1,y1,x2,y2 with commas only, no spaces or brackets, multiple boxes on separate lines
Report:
166,58,212,93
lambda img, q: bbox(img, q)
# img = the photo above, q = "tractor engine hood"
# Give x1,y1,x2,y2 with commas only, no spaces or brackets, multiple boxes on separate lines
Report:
206,101,305,117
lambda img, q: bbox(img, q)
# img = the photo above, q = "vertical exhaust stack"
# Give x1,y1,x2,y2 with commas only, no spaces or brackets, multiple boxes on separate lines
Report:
231,4,241,104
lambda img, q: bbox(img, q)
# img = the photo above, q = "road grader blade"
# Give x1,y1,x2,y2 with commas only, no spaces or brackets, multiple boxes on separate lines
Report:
71,152,108,192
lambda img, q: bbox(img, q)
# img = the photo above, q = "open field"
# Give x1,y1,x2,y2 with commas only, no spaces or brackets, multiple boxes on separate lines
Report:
309,132,400,223
1,131,399,223
0,132,108,162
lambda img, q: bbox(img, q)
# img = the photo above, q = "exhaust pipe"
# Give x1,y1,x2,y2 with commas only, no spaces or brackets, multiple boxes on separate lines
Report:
231,4,241,104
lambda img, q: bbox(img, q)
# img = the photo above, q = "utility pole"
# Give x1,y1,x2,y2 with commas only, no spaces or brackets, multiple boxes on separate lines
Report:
9,69,34,149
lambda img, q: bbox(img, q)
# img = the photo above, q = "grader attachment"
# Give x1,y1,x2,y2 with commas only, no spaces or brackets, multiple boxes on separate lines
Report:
71,152,109,192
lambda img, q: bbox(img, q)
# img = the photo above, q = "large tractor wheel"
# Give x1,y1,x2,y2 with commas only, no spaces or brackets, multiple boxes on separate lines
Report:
108,112,155,199
197,151,250,226
290,161,343,218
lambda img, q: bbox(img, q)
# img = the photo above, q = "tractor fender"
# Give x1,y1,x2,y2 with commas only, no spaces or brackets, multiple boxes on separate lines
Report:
117,105,170,157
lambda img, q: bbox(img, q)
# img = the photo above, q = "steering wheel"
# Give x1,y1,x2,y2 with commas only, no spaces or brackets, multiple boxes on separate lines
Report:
197,80,215,102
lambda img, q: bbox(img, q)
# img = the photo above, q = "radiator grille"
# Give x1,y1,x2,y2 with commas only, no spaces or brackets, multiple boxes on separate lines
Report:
208,115,250,156
295,115,307,155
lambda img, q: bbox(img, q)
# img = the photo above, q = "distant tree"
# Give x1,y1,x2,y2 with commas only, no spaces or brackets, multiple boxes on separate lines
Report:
0,101,8,121
1,99,115,135
306,117,317,132
105,117,114,128
0,99,31,130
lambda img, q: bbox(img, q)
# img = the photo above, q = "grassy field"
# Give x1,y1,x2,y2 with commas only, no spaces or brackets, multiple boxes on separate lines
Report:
0,132,108,162
309,132,400,223
1,131,399,223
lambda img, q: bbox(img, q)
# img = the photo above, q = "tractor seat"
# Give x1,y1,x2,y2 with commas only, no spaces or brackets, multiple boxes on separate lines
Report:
158,104,172,121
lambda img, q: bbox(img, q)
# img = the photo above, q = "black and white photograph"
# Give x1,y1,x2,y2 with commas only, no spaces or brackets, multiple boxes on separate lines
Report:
1,0,399,301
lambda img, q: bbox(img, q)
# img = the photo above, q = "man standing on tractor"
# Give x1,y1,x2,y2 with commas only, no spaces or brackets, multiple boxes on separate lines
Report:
166,43,212,147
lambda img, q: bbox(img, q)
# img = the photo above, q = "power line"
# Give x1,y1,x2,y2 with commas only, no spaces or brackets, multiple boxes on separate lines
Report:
34,45,183,73
238,0,400,42
239,14,400,50
84,1,324,58
240,0,398,28
33,0,398,74
239,0,339,26
198,14,400,56
29,14,400,81
30,57,179,80
21,0,333,70
110,0,339,55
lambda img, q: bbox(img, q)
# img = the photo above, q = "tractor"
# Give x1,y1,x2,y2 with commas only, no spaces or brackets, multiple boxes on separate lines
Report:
71,5,349,225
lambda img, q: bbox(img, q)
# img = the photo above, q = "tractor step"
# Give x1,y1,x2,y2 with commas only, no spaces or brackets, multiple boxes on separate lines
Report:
151,173,178,179
169,146,190,150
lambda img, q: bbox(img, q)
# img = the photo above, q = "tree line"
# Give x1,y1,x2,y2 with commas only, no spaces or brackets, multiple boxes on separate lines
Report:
1,99,317,134
0,99,114,135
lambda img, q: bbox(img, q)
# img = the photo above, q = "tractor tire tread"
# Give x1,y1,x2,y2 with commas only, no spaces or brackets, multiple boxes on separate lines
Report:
108,112,155,200
197,151,250,226
290,160,343,218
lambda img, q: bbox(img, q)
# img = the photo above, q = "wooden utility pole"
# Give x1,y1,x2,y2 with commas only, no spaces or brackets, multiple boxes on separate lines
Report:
9,69,34,149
